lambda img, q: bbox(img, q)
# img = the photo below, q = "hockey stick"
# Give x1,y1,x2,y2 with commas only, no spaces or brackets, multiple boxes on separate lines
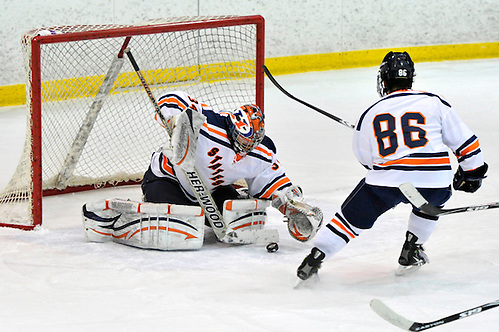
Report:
262,65,355,129
399,182,499,217
55,37,132,189
125,49,277,244
370,298,499,331
125,48,231,242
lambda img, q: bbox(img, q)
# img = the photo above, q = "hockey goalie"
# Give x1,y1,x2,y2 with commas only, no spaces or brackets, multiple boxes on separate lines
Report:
82,91,323,250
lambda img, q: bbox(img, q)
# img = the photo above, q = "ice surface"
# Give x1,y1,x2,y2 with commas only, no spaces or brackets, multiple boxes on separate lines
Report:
1,59,498,331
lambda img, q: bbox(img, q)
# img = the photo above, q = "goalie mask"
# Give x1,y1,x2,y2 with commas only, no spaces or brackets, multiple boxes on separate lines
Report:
227,104,265,156
377,51,415,97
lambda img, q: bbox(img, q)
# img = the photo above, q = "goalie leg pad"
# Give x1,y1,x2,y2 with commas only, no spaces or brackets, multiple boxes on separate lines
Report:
224,199,270,231
82,199,205,250
221,199,279,244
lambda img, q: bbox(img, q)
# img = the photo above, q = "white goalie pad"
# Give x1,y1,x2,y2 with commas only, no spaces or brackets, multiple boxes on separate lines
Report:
163,108,206,171
221,199,279,244
82,199,205,250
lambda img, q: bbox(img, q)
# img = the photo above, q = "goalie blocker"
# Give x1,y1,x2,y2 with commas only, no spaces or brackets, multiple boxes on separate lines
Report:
82,198,276,250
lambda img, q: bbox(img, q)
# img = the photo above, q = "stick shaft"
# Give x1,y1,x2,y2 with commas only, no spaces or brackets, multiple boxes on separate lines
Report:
263,65,354,129
124,49,228,239
399,182,499,217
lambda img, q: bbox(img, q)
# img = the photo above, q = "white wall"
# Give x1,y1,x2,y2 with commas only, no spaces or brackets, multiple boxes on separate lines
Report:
1,0,498,86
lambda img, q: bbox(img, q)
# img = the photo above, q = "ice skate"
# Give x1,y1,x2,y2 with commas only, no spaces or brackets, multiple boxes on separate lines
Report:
295,247,326,287
396,231,429,276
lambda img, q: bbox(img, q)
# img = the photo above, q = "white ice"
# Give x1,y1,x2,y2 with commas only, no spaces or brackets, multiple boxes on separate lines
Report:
1,59,498,331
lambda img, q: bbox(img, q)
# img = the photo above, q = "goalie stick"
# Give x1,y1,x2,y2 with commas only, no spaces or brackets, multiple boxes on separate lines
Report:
55,36,132,189
370,298,499,331
262,65,355,129
125,49,277,245
399,182,499,217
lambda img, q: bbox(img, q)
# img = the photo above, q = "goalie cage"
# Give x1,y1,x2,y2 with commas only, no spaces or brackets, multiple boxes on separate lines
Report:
0,15,265,230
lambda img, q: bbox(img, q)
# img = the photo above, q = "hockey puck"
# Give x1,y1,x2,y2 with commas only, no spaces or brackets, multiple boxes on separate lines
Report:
266,242,279,253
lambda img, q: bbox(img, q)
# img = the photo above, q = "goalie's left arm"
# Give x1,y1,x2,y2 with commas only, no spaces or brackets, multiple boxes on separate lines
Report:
272,186,323,242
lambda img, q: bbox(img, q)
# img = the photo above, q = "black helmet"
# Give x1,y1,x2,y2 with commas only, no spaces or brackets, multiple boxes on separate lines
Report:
377,51,415,97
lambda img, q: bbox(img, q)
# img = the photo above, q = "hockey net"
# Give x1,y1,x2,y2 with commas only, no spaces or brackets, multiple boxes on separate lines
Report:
0,15,265,230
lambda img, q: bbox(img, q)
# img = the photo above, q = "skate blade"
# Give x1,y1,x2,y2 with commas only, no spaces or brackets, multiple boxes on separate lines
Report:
395,264,422,276
293,273,320,289
293,278,303,288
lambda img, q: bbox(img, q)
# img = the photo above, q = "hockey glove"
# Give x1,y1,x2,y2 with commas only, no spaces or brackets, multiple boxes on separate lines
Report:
453,163,488,193
163,106,206,171
272,186,323,242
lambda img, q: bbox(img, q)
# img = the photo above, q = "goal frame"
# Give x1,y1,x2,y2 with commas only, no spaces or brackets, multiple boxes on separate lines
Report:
2,15,265,230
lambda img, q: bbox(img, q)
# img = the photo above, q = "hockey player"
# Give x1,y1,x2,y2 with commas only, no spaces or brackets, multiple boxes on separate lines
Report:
83,91,322,250
297,51,488,280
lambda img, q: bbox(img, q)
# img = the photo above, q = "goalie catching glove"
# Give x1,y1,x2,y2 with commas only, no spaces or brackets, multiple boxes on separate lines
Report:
272,186,323,242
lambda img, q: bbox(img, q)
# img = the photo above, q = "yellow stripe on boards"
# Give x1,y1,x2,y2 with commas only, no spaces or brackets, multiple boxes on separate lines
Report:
1,42,497,107
265,42,499,75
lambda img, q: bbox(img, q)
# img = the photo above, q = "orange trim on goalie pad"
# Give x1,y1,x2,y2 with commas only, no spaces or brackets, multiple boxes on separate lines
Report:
128,226,198,240
89,228,113,237
225,199,268,211
231,220,265,230
176,136,190,166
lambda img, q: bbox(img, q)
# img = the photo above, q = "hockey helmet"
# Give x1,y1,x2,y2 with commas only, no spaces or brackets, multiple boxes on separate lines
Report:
227,104,265,155
377,51,415,97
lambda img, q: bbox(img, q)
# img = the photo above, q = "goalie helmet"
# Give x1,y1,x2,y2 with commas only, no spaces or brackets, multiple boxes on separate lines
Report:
377,51,415,97
227,104,265,156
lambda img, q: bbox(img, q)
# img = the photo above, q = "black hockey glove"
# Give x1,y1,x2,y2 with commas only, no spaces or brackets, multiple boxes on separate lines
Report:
453,163,488,193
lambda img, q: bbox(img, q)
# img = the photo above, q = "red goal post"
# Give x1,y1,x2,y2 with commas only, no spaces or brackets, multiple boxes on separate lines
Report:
0,15,265,230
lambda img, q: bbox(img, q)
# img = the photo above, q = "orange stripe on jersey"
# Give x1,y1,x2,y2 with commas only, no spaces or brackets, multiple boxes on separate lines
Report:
377,157,451,166
254,146,272,157
260,177,291,199
202,122,228,139
158,97,187,110
457,139,480,157
161,156,175,176
330,218,355,239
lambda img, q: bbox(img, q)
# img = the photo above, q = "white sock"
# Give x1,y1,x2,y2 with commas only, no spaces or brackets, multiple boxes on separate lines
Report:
407,212,438,244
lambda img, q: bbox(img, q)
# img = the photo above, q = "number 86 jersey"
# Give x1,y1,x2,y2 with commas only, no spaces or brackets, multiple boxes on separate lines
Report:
353,90,484,188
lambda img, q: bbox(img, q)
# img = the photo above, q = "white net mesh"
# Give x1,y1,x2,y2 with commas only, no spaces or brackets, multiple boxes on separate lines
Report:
0,16,263,228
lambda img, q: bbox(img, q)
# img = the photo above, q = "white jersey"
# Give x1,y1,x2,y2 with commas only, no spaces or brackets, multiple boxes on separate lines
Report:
149,91,292,201
353,90,484,188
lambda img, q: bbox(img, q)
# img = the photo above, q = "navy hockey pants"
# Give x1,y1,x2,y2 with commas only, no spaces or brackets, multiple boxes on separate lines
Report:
341,178,452,229
141,167,241,225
